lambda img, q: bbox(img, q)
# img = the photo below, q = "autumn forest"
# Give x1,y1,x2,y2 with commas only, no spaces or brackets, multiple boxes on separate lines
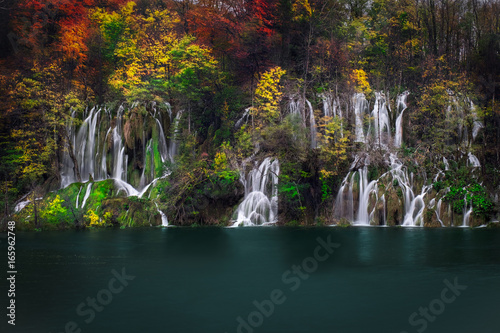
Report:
0,0,499,229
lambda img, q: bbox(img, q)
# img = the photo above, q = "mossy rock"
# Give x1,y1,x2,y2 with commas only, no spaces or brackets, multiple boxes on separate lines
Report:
386,188,403,226
102,197,160,227
372,199,386,226
423,208,441,227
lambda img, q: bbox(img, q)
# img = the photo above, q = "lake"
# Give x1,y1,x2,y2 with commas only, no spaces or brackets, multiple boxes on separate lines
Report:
4,227,500,333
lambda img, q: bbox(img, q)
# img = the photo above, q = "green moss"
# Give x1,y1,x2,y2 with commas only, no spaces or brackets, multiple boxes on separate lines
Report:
337,218,351,227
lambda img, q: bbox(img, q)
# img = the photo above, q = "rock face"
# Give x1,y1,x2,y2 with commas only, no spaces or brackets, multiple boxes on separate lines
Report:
385,188,403,226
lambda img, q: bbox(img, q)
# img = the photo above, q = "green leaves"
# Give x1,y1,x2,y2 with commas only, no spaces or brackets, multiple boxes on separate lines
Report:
168,36,219,102
40,195,69,225
444,181,494,220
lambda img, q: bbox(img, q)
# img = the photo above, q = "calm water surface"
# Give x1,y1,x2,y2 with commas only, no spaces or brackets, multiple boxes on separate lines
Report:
2,227,500,333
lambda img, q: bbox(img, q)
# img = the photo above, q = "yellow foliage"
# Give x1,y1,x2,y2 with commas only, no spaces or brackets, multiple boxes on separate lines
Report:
254,67,286,126
351,69,372,95
85,209,104,227
292,0,312,21
102,211,113,224
317,116,350,177
214,151,228,173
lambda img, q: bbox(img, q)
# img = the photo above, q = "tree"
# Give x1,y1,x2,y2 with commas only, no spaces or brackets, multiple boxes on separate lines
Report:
168,35,220,132
12,128,52,228
252,66,286,128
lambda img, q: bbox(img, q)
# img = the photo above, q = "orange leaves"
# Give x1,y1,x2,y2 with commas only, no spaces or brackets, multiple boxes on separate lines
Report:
58,18,90,70
186,6,240,56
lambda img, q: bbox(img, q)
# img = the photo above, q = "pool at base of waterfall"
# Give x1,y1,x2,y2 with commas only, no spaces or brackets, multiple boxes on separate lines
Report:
8,227,500,333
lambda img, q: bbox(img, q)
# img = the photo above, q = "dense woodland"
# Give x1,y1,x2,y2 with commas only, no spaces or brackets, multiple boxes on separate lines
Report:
0,0,499,228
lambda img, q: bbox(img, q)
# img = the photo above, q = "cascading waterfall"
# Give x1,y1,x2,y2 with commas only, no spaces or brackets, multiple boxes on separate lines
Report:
355,166,378,225
235,107,251,129
371,92,391,146
334,153,435,227
155,202,169,227
56,102,184,225
468,152,481,168
394,91,409,147
232,158,280,226
307,100,317,148
60,103,176,195
353,93,368,143
81,183,93,208
330,89,489,227
75,186,83,208
462,201,473,227
151,110,169,162
289,98,306,124
112,106,126,181
169,110,183,160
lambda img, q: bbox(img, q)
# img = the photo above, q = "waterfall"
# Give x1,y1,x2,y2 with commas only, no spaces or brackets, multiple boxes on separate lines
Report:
81,183,93,208
151,109,169,163
155,203,169,227
75,186,83,208
139,140,154,190
61,109,78,188
330,91,487,228
75,106,102,183
100,128,111,180
334,153,436,227
112,106,126,181
320,92,341,118
468,152,480,168
353,93,367,143
463,202,473,227
355,166,378,225
169,110,183,161
371,92,391,146
435,198,445,227
232,158,280,226
307,100,317,148
394,92,409,147
60,103,174,192
235,108,251,129
14,200,31,213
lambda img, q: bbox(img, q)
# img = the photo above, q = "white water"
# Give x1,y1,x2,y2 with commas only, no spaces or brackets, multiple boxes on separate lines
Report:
394,92,409,147
307,100,317,148
319,92,341,118
235,108,251,129
81,183,93,208
154,202,169,226
14,201,30,213
75,186,83,208
463,204,473,227
60,103,174,197
371,92,391,146
355,167,378,225
169,110,183,160
468,152,481,168
334,153,436,227
353,93,367,143
435,198,445,227
114,179,139,197
232,158,280,226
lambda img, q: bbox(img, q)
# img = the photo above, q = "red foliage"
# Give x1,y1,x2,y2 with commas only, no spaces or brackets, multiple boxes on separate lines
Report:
244,0,278,36
186,6,241,57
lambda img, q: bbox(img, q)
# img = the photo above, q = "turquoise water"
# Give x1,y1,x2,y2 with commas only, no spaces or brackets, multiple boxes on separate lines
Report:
3,227,500,333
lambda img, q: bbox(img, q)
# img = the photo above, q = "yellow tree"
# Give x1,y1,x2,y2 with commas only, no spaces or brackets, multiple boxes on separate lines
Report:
12,129,52,228
252,66,286,129
317,116,350,196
